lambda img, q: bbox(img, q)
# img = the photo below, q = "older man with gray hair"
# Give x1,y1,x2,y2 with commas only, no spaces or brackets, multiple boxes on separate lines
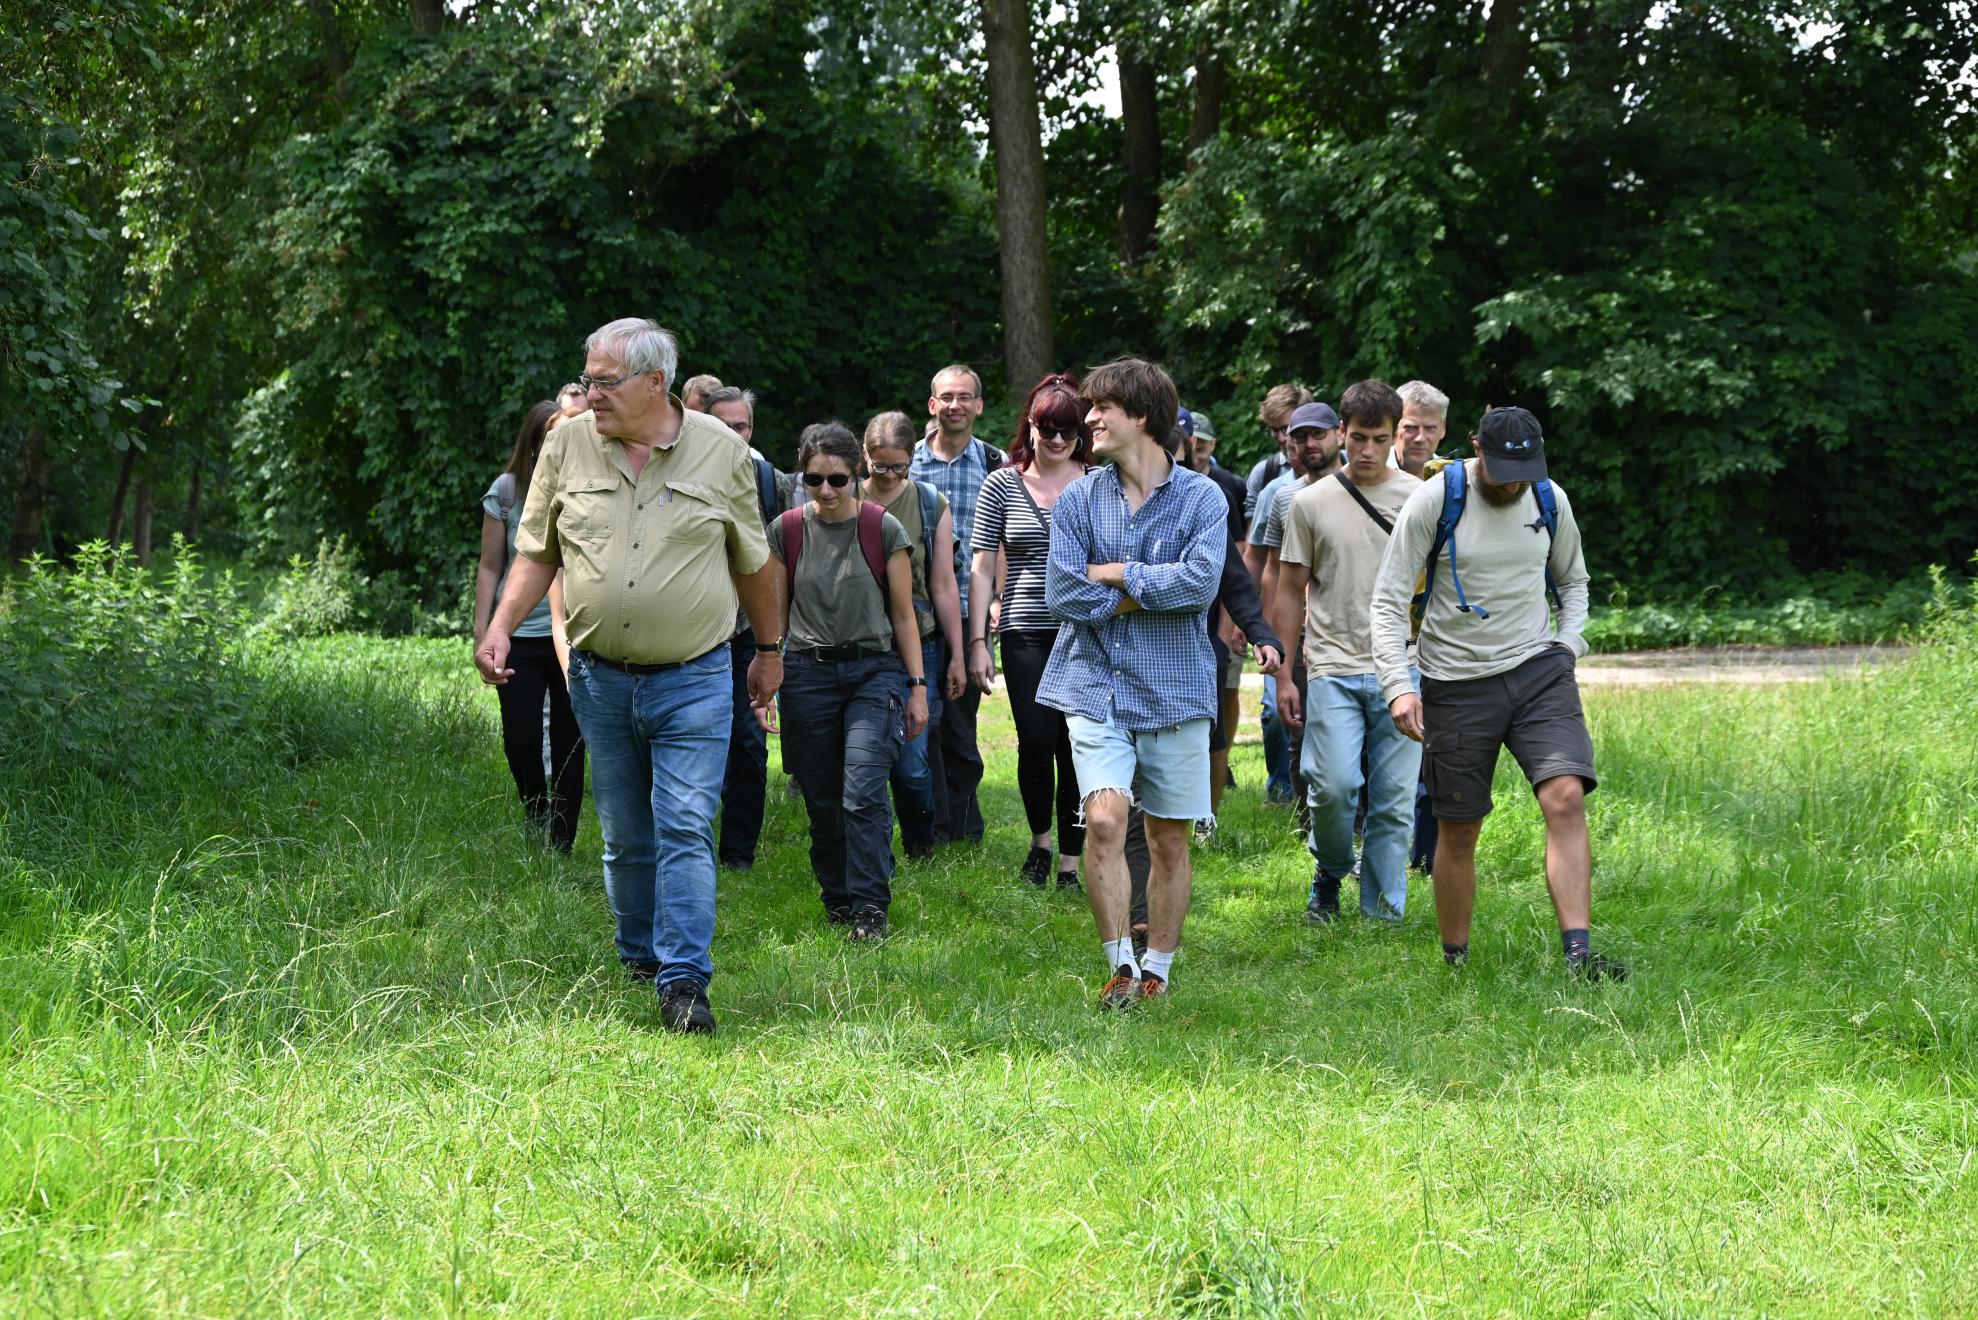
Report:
1395,380,1450,479
476,318,785,1036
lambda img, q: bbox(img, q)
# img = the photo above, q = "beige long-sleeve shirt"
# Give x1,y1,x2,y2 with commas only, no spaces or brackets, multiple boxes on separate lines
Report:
1370,461,1590,704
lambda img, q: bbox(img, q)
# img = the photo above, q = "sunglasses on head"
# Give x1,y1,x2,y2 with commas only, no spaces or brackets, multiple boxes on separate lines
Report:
802,471,852,488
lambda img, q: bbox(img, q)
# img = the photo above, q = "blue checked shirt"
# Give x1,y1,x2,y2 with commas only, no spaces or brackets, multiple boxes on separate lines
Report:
1037,461,1228,731
911,435,997,615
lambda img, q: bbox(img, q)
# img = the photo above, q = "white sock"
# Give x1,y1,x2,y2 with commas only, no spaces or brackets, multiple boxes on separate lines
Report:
1103,938,1139,978
1140,947,1175,983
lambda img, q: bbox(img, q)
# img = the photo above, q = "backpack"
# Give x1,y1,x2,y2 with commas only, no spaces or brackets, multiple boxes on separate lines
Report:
777,502,889,603
906,479,942,615
1411,458,1561,633
752,455,780,527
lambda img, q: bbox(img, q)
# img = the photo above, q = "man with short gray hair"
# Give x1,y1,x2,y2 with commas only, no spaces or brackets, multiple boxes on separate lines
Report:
681,373,723,412
1395,380,1450,479
477,318,786,1035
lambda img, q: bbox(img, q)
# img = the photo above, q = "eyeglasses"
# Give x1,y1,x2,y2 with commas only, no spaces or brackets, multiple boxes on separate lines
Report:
866,461,911,477
802,471,853,488
936,392,977,405
579,372,641,394
1032,424,1080,443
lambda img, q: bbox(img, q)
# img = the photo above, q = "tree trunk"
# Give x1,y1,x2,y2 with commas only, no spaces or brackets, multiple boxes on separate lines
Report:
308,0,351,93
410,0,443,37
7,425,51,564
186,465,203,542
134,481,155,565
982,0,1055,392
1117,47,1162,268
1186,48,1224,159
107,446,138,545
1480,0,1532,99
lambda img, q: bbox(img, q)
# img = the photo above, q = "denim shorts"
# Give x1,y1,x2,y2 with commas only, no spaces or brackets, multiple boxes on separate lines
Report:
1065,714,1213,822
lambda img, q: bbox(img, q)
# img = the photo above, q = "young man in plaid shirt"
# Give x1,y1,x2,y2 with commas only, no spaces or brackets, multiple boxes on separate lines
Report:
1037,357,1228,1007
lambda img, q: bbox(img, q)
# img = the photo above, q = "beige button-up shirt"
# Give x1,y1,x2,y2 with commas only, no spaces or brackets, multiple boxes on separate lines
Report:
516,405,770,664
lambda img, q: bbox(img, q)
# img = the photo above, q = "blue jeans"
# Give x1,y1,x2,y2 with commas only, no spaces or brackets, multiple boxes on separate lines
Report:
1301,669,1424,918
1261,673,1293,800
889,638,941,851
780,651,906,916
566,647,730,988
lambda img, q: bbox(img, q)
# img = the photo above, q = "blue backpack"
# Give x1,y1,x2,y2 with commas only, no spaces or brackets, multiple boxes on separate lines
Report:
1412,458,1562,630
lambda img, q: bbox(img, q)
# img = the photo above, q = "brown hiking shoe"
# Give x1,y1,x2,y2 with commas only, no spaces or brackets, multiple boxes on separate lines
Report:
1098,968,1141,1010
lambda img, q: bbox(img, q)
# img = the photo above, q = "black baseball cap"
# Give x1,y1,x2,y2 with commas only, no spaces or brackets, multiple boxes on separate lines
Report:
1476,406,1547,482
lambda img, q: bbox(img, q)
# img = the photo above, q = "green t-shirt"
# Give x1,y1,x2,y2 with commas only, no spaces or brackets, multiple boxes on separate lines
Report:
878,482,950,641
769,504,913,651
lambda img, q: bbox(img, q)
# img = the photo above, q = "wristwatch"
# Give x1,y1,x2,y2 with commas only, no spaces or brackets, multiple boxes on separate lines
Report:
907,676,928,688
755,638,783,653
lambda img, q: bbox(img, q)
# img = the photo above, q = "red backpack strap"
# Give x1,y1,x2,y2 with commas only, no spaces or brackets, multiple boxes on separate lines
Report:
778,508,802,599
856,501,888,595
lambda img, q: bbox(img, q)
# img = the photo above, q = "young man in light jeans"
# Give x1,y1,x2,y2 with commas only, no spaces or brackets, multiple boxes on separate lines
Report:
1037,357,1227,1007
1274,380,1421,921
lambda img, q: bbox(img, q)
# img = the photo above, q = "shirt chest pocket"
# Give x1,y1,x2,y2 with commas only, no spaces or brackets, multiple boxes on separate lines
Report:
558,478,621,541
656,480,727,545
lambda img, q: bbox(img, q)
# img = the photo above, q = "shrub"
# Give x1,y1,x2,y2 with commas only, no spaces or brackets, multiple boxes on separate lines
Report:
251,536,359,640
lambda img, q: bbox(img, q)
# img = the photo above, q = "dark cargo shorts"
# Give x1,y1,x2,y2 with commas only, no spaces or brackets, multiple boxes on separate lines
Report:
1420,645,1597,822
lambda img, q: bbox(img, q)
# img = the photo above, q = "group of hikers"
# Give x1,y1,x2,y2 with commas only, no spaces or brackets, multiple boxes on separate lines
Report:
471,317,1625,1036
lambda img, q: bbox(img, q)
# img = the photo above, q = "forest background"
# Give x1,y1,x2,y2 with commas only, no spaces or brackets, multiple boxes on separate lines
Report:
6,0,1976,621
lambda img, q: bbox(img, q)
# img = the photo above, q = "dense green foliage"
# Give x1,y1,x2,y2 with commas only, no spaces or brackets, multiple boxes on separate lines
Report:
5,0,1975,600
4,598,1977,1309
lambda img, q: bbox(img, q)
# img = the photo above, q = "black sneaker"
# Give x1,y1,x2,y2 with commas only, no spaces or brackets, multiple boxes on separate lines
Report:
824,904,854,926
1019,845,1052,887
1305,868,1341,924
1567,948,1629,983
849,907,889,942
903,838,935,862
657,980,716,1035
625,959,661,984
1055,869,1082,892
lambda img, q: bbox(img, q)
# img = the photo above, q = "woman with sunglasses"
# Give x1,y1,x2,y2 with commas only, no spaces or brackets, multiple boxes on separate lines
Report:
860,412,967,859
967,372,1096,889
472,399,585,852
766,422,930,940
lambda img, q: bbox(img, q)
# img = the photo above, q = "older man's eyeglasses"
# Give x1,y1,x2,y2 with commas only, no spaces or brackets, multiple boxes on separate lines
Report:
579,372,641,394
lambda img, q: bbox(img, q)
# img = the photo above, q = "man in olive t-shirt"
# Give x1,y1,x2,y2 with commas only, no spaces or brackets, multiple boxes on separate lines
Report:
1273,380,1422,922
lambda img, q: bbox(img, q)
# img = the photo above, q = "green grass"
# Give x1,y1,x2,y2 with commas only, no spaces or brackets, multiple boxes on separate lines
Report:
4,628,1977,1315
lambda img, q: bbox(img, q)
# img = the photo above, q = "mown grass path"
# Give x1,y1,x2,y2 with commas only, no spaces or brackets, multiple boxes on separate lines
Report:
3,635,1975,1315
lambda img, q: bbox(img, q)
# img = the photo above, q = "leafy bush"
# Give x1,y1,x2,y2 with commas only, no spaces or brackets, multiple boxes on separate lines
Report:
1582,569,1972,652
0,538,250,775
251,536,359,640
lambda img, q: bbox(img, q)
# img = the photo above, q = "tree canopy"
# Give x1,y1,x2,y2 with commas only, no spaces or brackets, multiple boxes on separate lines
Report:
5,0,1975,596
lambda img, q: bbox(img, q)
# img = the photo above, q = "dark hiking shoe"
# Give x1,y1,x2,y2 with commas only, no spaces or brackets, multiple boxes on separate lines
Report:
1138,972,1168,1002
658,981,716,1035
1098,968,1142,1010
1567,948,1629,983
1055,869,1083,892
903,838,935,862
824,904,854,926
625,960,661,984
849,907,890,943
1019,846,1052,887
1306,867,1341,924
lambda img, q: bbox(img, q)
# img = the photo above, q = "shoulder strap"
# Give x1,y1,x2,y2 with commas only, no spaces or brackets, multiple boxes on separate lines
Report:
977,439,1007,472
1009,466,1051,529
753,455,778,527
1533,480,1562,613
856,500,889,594
914,480,940,601
1419,458,1489,623
1333,470,1393,535
777,507,803,600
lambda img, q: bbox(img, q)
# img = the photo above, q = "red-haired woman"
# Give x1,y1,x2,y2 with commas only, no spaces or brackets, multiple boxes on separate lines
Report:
967,373,1095,889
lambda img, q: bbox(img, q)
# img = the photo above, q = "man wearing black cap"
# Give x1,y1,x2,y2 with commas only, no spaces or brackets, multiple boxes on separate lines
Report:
1368,406,1627,980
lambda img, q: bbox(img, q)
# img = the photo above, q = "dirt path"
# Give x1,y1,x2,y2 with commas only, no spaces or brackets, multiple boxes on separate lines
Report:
1574,644,1909,685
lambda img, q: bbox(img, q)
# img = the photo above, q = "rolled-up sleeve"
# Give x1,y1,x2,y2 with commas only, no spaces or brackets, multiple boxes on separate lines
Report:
515,435,564,565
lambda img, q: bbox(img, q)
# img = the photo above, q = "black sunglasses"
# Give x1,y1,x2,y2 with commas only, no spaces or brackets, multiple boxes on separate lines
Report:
802,471,852,488
1032,423,1081,443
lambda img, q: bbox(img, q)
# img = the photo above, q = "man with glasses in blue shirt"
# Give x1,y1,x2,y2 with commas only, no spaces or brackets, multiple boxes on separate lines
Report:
1038,356,1226,1008
911,364,1006,846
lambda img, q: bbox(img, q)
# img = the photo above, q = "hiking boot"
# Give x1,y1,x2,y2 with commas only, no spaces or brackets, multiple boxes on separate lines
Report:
824,903,854,926
1567,948,1629,983
1305,868,1341,924
903,838,935,862
1098,967,1141,1010
625,959,661,984
1139,972,1168,1002
1019,846,1052,887
849,907,889,943
1055,869,1083,893
657,981,716,1036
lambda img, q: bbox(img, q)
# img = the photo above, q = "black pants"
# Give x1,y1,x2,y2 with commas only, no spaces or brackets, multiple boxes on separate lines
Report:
780,651,905,917
999,631,1085,858
494,634,584,851
717,629,769,867
932,639,985,844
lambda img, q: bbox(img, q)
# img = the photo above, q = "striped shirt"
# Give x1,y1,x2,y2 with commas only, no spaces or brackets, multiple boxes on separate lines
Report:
911,435,998,615
1036,461,1228,731
971,466,1062,635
